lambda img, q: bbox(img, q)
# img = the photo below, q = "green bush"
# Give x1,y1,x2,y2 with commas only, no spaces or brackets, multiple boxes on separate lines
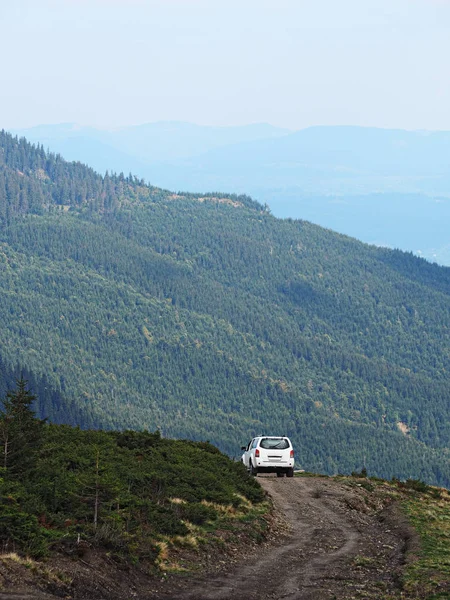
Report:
146,504,188,536
180,502,217,525
393,477,431,493
0,509,48,557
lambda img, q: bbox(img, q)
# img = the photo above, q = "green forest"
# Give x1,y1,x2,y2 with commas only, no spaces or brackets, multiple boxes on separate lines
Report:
0,130,450,486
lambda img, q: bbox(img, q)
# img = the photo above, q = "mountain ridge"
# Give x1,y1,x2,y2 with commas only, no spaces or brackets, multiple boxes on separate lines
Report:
12,122,450,265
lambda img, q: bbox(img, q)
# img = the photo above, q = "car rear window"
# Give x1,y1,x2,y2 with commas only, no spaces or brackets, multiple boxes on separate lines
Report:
260,438,290,449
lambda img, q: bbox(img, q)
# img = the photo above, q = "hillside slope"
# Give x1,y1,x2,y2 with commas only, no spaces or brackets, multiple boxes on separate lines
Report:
0,130,450,485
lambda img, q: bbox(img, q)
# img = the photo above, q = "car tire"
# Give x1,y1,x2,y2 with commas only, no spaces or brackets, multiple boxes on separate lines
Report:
250,462,258,477
276,471,284,477
286,468,294,478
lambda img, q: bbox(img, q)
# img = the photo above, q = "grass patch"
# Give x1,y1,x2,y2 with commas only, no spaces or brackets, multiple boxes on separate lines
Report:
353,555,377,568
330,474,450,598
401,488,450,598
0,552,35,567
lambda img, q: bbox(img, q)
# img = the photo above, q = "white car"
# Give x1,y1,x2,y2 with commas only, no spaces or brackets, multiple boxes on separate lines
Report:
241,436,294,477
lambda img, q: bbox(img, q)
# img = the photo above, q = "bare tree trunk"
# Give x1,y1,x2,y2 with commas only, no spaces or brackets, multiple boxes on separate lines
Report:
94,448,99,529
3,437,8,470
0,421,10,470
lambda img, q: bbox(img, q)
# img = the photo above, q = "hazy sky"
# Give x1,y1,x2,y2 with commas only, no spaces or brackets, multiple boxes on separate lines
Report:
1,0,450,130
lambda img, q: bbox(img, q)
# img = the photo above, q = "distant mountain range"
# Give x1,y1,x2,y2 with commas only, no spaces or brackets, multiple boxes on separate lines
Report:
12,121,290,171
11,122,450,266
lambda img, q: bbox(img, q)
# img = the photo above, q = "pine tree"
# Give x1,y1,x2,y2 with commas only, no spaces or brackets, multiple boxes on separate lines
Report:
0,378,45,474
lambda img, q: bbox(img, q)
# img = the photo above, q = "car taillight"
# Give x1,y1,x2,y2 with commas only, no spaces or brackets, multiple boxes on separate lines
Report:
290,450,294,458
255,449,260,457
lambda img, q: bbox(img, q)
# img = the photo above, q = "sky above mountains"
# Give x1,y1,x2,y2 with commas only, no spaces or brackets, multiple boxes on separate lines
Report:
2,0,450,131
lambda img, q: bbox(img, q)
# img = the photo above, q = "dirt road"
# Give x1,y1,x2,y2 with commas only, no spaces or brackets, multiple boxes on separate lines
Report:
161,475,412,600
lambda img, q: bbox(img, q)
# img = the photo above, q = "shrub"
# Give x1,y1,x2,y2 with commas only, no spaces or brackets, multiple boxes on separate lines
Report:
0,509,48,557
180,503,217,525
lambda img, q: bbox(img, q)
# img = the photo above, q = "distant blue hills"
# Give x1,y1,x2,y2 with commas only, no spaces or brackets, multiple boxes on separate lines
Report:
11,122,450,266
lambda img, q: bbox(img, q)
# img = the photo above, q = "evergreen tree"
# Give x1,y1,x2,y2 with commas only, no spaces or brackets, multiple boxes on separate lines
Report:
0,378,45,474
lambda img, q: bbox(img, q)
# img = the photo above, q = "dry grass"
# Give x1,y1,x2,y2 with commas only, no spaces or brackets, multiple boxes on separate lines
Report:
0,553,34,567
156,541,170,564
0,553,73,585
155,540,191,573
172,534,199,549
200,500,237,517
169,497,187,505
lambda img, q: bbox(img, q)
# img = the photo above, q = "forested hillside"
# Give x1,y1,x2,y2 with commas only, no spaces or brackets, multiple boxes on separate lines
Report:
1,130,450,486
